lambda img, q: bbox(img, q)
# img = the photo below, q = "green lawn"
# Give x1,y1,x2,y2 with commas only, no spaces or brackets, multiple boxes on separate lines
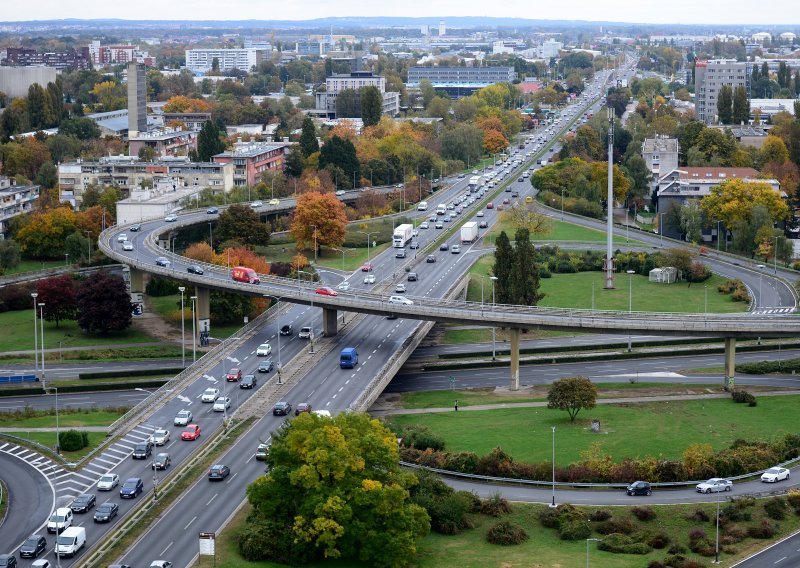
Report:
148,294,246,339
484,217,634,244
441,327,578,345
199,497,799,568
0,409,123,429
255,241,393,272
388,395,800,464
1,431,108,460
0,308,157,354
2,259,68,275
465,257,747,313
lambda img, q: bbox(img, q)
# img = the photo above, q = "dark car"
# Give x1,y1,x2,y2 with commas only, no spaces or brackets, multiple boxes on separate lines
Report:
439,243,449,251
273,401,292,416
257,360,273,373
240,374,257,388
479,220,488,229
132,441,153,459
0,555,16,568
626,481,652,496
279,324,293,336
152,453,171,470
19,535,47,558
93,502,119,523
208,464,231,481
129,224,141,232
295,402,312,416
119,478,144,499
426,255,436,263
407,272,418,282
69,493,96,513
409,241,420,249
187,264,204,275
206,207,219,214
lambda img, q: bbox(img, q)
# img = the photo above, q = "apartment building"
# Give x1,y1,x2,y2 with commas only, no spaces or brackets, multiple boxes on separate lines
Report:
58,156,234,209
184,48,269,74
313,71,400,118
2,47,90,70
641,137,679,193
694,59,750,124
162,112,213,131
88,40,153,67
406,66,517,98
0,177,39,236
128,128,198,159
212,142,290,187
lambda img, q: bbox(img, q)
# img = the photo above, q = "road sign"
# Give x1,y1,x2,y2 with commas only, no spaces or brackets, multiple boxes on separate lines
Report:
198,532,216,556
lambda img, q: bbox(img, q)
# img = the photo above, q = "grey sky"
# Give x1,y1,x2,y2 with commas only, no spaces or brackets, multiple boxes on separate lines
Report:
3,0,796,26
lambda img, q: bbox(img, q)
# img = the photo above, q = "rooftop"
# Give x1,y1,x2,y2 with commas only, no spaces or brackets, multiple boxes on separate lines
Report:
214,142,289,159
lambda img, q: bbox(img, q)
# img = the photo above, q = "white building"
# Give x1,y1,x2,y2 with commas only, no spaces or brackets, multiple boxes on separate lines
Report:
694,59,750,124
185,48,269,74
539,39,563,59
313,71,400,118
0,177,39,236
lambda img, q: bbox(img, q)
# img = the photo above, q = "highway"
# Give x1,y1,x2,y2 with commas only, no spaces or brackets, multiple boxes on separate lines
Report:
0,451,55,553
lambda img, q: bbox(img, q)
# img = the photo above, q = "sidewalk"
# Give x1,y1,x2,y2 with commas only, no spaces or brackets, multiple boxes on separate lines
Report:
0,426,109,432
369,390,800,417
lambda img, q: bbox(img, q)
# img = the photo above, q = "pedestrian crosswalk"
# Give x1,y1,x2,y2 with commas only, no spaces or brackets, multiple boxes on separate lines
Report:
752,307,795,315
0,424,157,505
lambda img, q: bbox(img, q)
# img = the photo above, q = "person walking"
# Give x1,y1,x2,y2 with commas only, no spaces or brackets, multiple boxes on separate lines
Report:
454,400,459,412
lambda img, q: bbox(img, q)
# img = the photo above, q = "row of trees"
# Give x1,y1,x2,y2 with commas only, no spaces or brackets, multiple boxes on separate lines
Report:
716,85,750,125
492,228,544,306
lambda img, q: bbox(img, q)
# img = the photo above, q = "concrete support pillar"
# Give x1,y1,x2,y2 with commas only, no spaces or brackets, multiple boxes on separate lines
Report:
129,267,145,316
724,337,736,391
196,286,211,337
509,328,520,391
322,307,338,337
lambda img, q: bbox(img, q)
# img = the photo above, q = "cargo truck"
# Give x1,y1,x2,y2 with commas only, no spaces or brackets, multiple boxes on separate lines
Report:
468,176,481,191
231,266,260,284
460,221,478,243
392,224,414,248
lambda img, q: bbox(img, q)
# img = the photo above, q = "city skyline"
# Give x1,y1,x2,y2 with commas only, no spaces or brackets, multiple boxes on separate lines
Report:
1,0,798,27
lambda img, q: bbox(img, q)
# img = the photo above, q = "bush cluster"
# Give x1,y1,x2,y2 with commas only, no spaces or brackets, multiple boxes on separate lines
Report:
408,471,475,535
480,493,512,517
390,423,446,452
738,358,800,374
485,520,529,545
764,497,788,520
747,519,775,539
631,506,657,521
58,429,89,451
0,281,36,313
595,516,636,535
538,503,592,541
145,276,180,296
718,278,750,302
688,528,716,556
399,431,800,483
731,390,757,406
597,533,651,554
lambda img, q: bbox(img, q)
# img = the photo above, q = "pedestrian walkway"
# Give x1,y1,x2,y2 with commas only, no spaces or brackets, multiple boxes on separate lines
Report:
369,389,800,417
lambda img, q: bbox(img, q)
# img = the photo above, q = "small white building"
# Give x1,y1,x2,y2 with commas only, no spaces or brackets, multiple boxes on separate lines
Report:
115,178,203,226
649,267,677,284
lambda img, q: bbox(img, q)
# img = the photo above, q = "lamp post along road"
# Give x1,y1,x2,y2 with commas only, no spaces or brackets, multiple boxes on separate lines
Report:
550,426,557,507
178,286,186,367
490,276,498,361
190,296,197,363
586,538,602,568
39,302,46,382
31,292,38,380
627,270,635,351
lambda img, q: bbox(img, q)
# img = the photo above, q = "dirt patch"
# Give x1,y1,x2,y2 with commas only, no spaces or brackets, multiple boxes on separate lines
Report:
130,294,181,344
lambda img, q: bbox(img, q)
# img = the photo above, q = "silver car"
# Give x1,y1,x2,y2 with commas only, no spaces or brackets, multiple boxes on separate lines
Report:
695,478,732,493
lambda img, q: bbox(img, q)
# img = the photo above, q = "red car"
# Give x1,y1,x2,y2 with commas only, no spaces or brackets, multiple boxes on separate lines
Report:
181,424,201,441
225,367,242,382
361,262,373,272
502,198,510,204
487,202,494,209
315,287,338,297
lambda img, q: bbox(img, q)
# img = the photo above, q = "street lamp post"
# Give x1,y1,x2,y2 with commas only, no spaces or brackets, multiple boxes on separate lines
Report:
774,235,779,274
178,286,186,367
84,230,92,260
264,295,284,383
208,222,214,250
627,270,635,351
48,386,60,454
757,264,765,308
39,302,45,382
490,276,498,361
704,284,708,313
586,538,602,568
550,425,557,507
311,225,318,264
714,488,721,563
31,292,38,379
190,295,197,363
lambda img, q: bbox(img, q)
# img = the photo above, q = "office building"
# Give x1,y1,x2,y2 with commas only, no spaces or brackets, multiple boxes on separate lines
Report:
0,177,39,236
407,66,516,98
127,62,147,137
439,20,446,37
212,142,290,187
162,112,212,131
2,47,90,70
184,48,269,74
694,59,750,124
313,71,400,119
88,41,153,66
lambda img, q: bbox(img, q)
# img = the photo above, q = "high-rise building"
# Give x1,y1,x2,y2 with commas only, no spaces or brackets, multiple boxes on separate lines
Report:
439,20,446,37
127,62,147,137
184,48,269,74
694,59,749,124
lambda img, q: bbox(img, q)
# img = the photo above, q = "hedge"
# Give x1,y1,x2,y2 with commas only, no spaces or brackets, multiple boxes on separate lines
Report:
0,379,168,397
78,368,184,380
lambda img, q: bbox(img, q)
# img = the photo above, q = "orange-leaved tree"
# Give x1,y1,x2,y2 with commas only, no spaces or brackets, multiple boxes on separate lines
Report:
290,192,347,253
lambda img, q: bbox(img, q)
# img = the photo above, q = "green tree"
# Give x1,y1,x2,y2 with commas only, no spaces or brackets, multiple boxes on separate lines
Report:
27,83,49,131
716,85,733,124
622,154,651,201
679,201,703,243
243,412,429,566
546,376,598,422
419,79,436,108
510,228,544,306
319,135,360,189
732,85,750,126
76,271,132,334
0,239,21,271
359,85,383,127
215,204,271,247
439,123,483,166
34,161,58,189
284,149,305,178
491,230,514,304
197,120,226,162
58,117,100,140
299,116,319,157
335,88,359,118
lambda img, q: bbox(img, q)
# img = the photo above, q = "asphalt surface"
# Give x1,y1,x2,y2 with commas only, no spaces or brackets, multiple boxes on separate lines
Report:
0,451,55,554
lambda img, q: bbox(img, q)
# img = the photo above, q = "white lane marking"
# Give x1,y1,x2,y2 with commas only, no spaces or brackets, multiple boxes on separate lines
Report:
206,494,218,506
183,516,196,530
160,542,174,556
227,472,238,484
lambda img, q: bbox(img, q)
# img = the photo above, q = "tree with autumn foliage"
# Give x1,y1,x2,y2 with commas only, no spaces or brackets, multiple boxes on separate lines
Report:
290,192,348,254
16,207,78,259
483,129,509,154
700,178,790,231
162,95,214,113
36,274,78,327
76,271,132,334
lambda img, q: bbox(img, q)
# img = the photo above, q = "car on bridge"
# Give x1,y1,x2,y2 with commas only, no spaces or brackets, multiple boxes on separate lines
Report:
174,410,192,426
761,467,790,483
269,198,280,205
695,478,732,493
117,233,127,242
122,241,134,251
256,343,272,356
250,200,263,208
395,283,406,294
164,214,177,222
388,296,413,306
187,264,204,275
130,224,141,232
315,286,338,297
338,281,351,291
181,424,201,441
155,257,170,267
206,207,219,214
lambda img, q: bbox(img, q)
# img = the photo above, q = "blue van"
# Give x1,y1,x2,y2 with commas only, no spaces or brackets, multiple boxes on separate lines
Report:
340,347,358,369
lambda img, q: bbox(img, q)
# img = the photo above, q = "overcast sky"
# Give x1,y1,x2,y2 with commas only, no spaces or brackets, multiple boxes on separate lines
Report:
3,0,796,26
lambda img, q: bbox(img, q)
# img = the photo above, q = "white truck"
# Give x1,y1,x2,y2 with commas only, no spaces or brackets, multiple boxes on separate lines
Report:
56,526,86,557
461,222,479,243
392,224,414,248
436,204,447,215
468,176,481,191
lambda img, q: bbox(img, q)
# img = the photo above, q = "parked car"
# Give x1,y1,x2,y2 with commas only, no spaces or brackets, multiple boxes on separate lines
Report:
761,467,790,483
181,424,201,441
173,410,192,426
150,429,170,446
315,286,338,297
273,402,292,416
625,481,652,496
257,360,274,373
187,264,204,275
201,387,219,402
696,478,733,493
213,397,231,412
97,474,119,491
20,535,47,558
240,374,257,388
69,494,96,514
93,502,119,523
119,478,144,499
256,343,272,356
279,324,293,336
208,464,230,481
295,402,312,415
298,326,313,339
152,453,171,470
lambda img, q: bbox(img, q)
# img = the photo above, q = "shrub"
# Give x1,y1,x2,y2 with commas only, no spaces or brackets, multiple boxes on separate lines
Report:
663,555,687,568
58,429,89,452
688,528,707,542
644,529,671,549
394,423,446,451
682,561,708,568
538,506,561,529
731,288,750,302
596,517,636,535
597,533,651,554
457,490,482,514
486,520,528,545
632,506,656,521
480,492,513,517
786,489,800,509
689,509,710,522
588,509,612,522
425,492,474,535
648,562,666,568
747,519,775,539
558,519,592,540
731,390,757,406
723,525,747,543
145,276,180,296
686,261,712,282
764,498,788,521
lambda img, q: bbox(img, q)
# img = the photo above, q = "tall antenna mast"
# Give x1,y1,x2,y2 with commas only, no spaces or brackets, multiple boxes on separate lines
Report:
604,99,616,289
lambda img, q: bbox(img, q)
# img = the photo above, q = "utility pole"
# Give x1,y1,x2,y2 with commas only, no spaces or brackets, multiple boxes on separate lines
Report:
603,104,615,289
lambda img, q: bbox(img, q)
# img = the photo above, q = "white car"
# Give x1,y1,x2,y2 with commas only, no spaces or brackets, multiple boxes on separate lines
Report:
256,343,272,356
337,282,351,291
761,467,790,483
201,387,220,403
164,214,177,222
420,222,429,229
388,295,413,306
149,562,173,568
97,473,120,491
335,190,346,196
150,429,170,446
122,241,134,251
47,507,73,533
173,410,192,426
395,283,406,294
476,211,484,217
213,397,231,412
250,200,263,208
298,326,312,339
363,274,376,285
117,233,127,243
695,478,733,493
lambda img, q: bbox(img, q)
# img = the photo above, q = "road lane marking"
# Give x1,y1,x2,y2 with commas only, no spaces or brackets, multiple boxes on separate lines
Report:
227,472,238,484
183,516,196,530
206,494,218,506
160,542,173,556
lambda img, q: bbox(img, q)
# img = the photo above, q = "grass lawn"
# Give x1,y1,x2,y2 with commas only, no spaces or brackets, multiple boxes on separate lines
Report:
0,409,124,429
3,259,68,275
0,308,157,354
1,431,108,460
198,498,799,568
465,257,747,313
387,395,800,464
148,294,246,339
484,217,634,244
440,326,578,345
255,241,393,272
